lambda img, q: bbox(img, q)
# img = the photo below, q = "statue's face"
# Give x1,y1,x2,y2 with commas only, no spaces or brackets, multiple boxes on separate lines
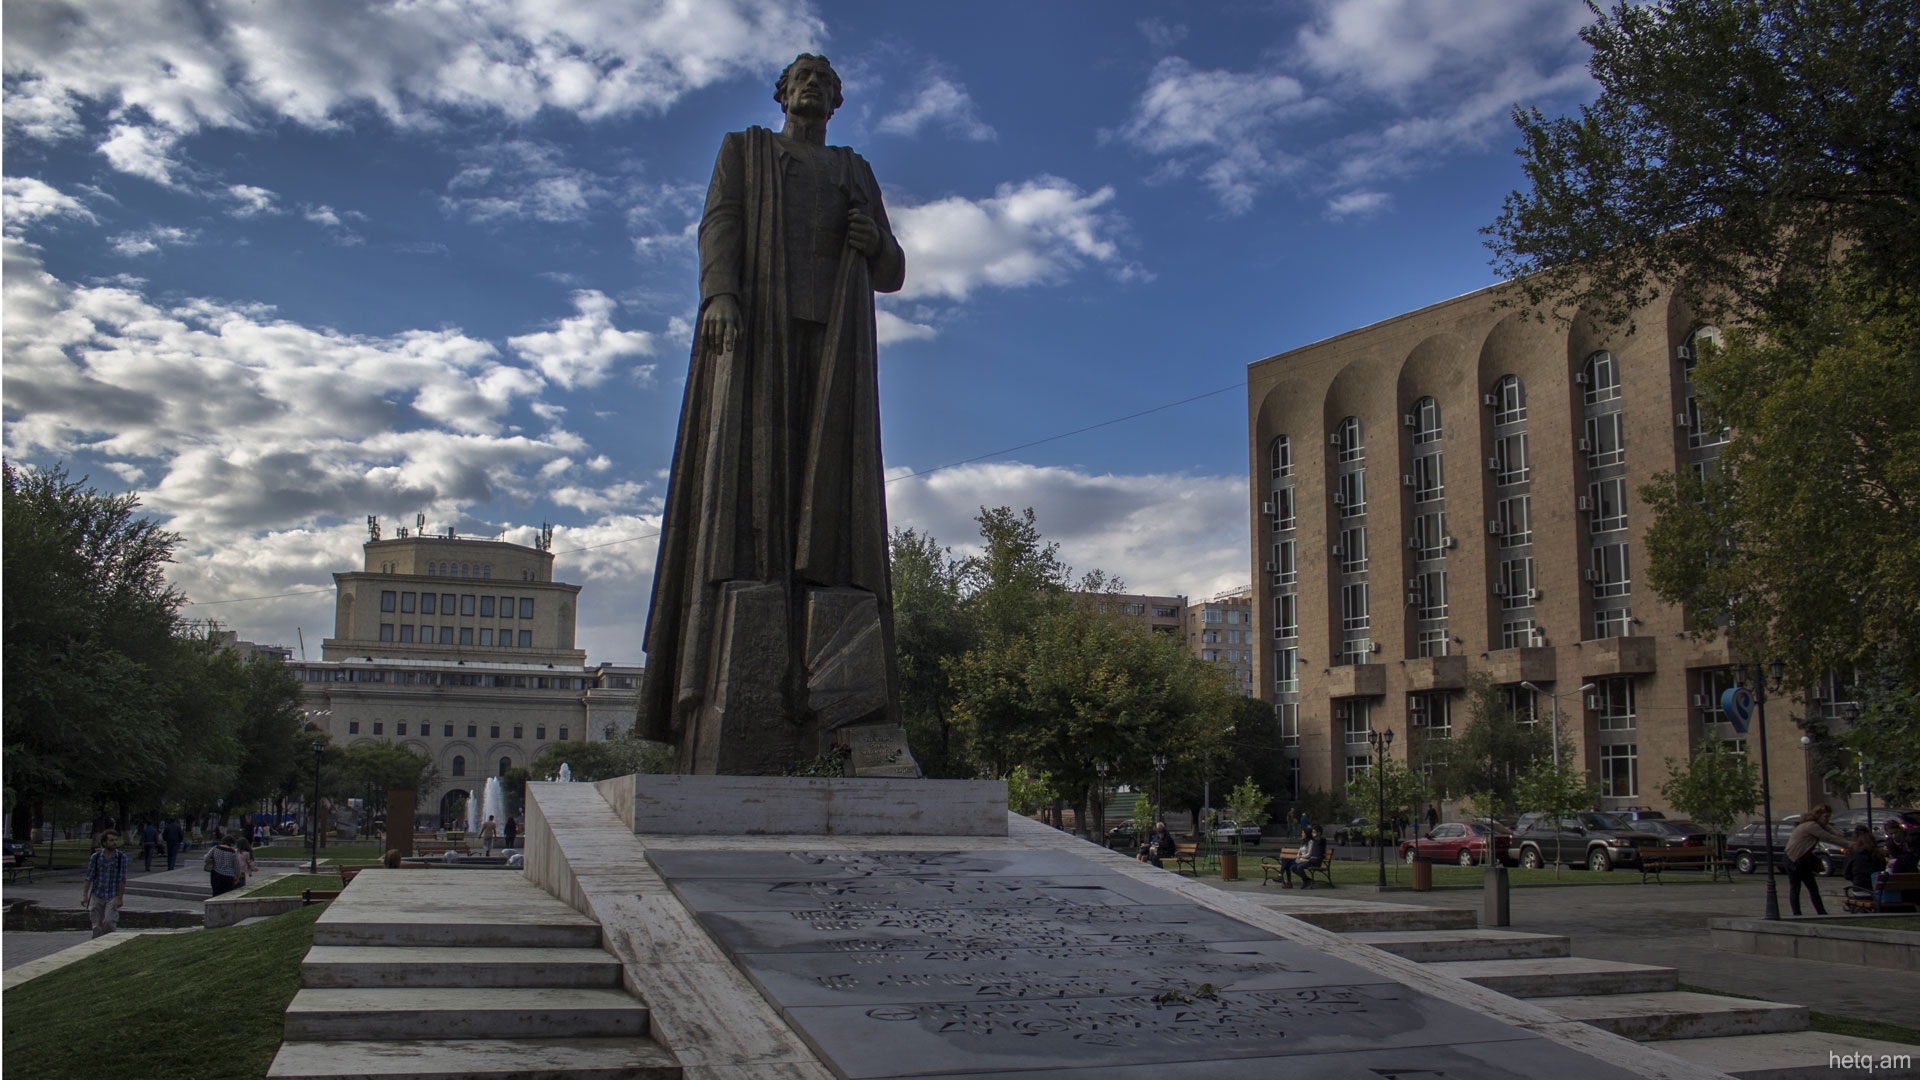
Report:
781,58,837,120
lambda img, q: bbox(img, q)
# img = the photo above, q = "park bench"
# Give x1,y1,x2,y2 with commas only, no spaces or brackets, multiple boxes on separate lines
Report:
302,889,342,905
3,856,33,884
1637,846,1733,884
1259,848,1334,889
1843,871,1920,914
1171,843,1201,876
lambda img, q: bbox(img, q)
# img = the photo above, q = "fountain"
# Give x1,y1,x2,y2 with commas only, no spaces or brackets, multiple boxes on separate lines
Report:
482,776,505,830
466,789,481,836
557,763,572,783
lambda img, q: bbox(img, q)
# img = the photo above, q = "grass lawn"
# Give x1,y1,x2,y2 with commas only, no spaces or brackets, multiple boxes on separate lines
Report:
1809,915,1920,932
2,905,322,1080
246,873,345,898
1679,983,1920,1047
1175,848,1743,888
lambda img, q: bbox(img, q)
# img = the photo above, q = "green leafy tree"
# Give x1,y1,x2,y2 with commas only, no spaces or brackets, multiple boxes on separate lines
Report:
1514,759,1602,877
1842,664,1920,806
1130,791,1159,833
1432,675,1554,821
1486,0,1918,332
1659,740,1760,840
1224,777,1269,850
1002,764,1056,817
1343,756,1425,846
889,528,977,777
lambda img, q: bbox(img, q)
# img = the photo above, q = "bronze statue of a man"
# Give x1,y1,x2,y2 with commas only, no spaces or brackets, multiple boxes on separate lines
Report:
641,54,918,776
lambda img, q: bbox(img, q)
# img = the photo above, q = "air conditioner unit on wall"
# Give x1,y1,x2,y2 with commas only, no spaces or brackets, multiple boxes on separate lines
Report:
1264,561,1277,572
1574,371,1589,385
1370,642,1382,653
1483,394,1498,407
1486,457,1500,471
1406,535,1419,549
1402,474,1415,487
1261,502,1274,515
1585,569,1601,582
1330,543,1344,556
1403,414,1418,427
1692,693,1707,707
1576,439,1592,452
1577,496,1593,511
1333,492,1347,506
1493,582,1509,595
1329,433,1343,446
1406,592,1420,606
1444,536,1457,549
1677,345,1693,360
1487,520,1506,534
1676,413,1691,427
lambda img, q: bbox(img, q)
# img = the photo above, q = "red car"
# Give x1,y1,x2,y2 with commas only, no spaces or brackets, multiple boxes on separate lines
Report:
1399,822,1514,866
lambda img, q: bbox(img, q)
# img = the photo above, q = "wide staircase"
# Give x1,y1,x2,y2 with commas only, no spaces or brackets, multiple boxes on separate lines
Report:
1260,893,1913,1080
269,869,679,1080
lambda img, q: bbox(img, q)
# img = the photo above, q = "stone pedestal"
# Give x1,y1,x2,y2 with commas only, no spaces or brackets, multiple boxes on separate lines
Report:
386,789,416,858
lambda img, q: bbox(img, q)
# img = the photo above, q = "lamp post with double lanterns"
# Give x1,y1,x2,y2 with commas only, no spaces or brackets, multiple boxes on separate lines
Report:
1150,753,1167,825
310,738,326,874
1365,727,1395,888
1093,759,1110,841
1744,660,1787,921
1845,703,1874,836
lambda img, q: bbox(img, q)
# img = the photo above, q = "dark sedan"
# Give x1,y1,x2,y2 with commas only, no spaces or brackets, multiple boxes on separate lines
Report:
1633,820,1709,846
1399,822,1513,866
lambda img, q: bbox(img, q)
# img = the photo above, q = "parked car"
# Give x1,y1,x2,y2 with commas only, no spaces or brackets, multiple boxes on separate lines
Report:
1724,821,1849,876
1208,820,1262,845
1332,817,1384,846
3,838,33,861
1512,812,1666,872
1104,824,1138,851
1632,820,1710,846
1613,808,1667,821
1827,807,1920,843
1399,822,1514,866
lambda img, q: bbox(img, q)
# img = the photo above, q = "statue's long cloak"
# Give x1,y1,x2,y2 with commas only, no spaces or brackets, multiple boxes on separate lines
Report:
641,125,905,745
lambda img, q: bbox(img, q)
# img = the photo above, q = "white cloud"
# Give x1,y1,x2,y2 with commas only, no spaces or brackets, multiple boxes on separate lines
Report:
507,290,657,390
1296,0,1590,99
549,481,648,513
225,184,279,217
443,140,611,224
98,123,187,187
893,178,1129,301
1113,57,1319,214
884,462,1250,601
876,309,937,345
1138,19,1189,51
876,75,995,142
109,225,197,256
2,177,98,235
1326,190,1390,219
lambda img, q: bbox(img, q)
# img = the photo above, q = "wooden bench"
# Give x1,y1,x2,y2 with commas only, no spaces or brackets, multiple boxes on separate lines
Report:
302,889,342,905
1843,871,1920,914
1259,848,1334,889
2,856,33,884
1638,846,1734,883
1171,843,1201,876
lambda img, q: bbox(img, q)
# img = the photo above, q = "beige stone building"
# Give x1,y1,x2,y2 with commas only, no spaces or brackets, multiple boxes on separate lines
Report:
1186,587,1256,697
1248,285,1833,814
297,531,642,823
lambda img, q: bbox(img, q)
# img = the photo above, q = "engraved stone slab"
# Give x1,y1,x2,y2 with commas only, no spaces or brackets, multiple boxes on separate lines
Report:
650,848,1651,1079
621,775,1008,836
843,722,919,778
805,587,892,731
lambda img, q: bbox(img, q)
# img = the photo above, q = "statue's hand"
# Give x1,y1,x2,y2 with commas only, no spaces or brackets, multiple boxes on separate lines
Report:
846,209,879,256
701,294,742,353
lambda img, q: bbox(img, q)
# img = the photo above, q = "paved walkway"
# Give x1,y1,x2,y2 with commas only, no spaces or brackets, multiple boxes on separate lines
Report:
1200,868,1920,1029
2,931,91,969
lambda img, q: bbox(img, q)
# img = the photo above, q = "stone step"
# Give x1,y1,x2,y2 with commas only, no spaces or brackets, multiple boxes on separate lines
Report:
284,988,648,1042
1531,990,1808,1042
302,946,625,989
312,919,603,949
1277,905,1480,933
1423,956,1679,998
124,881,211,900
267,1037,680,1080
313,870,602,950
1343,928,1570,962
1648,1031,1920,1080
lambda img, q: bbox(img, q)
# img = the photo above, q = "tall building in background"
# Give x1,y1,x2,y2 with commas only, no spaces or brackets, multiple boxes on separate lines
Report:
295,527,643,825
1186,587,1255,697
1247,285,1836,813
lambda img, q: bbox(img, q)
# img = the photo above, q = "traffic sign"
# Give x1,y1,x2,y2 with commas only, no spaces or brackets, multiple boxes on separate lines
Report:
1720,686,1755,733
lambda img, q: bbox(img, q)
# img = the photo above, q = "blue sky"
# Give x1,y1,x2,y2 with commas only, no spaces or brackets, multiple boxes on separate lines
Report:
3,1,1596,664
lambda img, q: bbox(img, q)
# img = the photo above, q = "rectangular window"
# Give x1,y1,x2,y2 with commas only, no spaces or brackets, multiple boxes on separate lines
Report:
1504,685,1539,724
1412,398,1442,444
461,594,476,616
558,727,569,741
372,722,383,735
442,593,456,614
1585,413,1627,468
480,628,494,646
379,623,394,642
443,724,453,737
1341,701,1371,744
1202,648,1221,662
420,593,436,615
1586,353,1622,405
400,592,416,614
1411,693,1452,738
498,633,512,648
1341,583,1370,633
1594,607,1634,639
1338,470,1366,517
1499,558,1535,609
1589,477,1629,533
1416,571,1446,621
1686,397,1728,448
1273,594,1297,638
1601,744,1638,798
1272,539,1296,585
1417,628,1450,657
1274,647,1299,694
480,596,496,618
1594,677,1636,729
1413,451,1444,503
1498,495,1532,547
1271,438,1293,477
1271,486,1295,531
491,726,500,738
1346,755,1372,786
499,595,514,617
1340,637,1372,666
536,726,547,740
348,721,360,734
1591,542,1631,597
397,722,407,736
1494,433,1530,485
1340,526,1368,574
460,627,474,645
1501,618,1538,650
518,630,532,648
468,724,477,737
1277,702,1299,747
1337,421,1364,463
1495,379,1526,424
520,598,534,619
441,626,454,644
513,725,523,738
1413,511,1447,561
380,591,397,613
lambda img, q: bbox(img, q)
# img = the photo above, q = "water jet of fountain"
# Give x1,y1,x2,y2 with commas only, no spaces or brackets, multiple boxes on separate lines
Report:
483,776,505,830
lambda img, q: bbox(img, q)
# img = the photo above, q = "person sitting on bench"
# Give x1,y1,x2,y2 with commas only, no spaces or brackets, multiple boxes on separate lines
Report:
1282,826,1328,888
1138,822,1177,867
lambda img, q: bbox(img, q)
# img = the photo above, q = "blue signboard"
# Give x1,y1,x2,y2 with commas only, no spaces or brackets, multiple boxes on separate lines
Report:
1720,686,1755,734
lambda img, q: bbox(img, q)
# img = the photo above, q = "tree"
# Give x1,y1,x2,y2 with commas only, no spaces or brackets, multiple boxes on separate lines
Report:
1431,675,1555,820
337,742,440,817
1003,765,1056,818
1840,658,1920,806
1343,756,1425,846
1659,739,1760,841
1514,759,1602,876
1486,0,1919,333
889,528,977,778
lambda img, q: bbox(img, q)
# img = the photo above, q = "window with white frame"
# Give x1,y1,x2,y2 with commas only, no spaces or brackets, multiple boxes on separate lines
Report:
1686,395,1729,449
1494,432,1530,485
1272,540,1296,585
1593,677,1636,730
1494,374,1527,424
1499,557,1535,609
1601,744,1638,798
1502,684,1539,724
1270,435,1293,478
1588,477,1629,533
1501,618,1538,650
1275,647,1300,693
1415,571,1446,621
1584,351,1622,405
1336,416,1364,463
1412,396,1442,444
1338,470,1366,517
1593,607,1634,639
1585,413,1627,468
1591,542,1630,597
1277,701,1300,746
1346,755,1373,785
1683,326,1722,380
1413,511,1447,561
1497,495,1532,547
1413,450,1444,503
1274,594,1297,639
1271,486,1295,530
1417,628,1450,657
1341,583,1370,633
1340,526,1368,574
1340,637,1373,666
1341,700,1371,744
1413,693,1452,738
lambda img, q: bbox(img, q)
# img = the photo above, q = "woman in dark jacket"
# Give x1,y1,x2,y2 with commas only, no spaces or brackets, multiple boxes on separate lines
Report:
1139,822,1178,867
1842,826,1886,893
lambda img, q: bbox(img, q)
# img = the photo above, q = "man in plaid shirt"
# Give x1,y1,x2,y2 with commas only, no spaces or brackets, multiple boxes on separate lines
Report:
82,830,130,937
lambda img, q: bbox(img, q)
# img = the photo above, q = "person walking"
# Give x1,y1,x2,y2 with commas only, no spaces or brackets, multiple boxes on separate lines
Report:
234,835,259,888
503,817,518,851
480,815,499,857
1785,804,1847,916
162,817,184,870
139,820,160,873
82,830,130,938
203,833,240,897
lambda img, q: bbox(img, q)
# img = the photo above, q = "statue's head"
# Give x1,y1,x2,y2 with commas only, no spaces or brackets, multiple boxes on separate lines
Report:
775,53,842,120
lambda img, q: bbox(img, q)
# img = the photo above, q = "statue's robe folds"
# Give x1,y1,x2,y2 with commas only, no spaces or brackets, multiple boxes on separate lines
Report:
641,126,908,774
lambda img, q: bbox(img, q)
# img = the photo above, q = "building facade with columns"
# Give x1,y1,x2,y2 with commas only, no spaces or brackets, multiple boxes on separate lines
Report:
1248,284,1838,815
295,531,642,822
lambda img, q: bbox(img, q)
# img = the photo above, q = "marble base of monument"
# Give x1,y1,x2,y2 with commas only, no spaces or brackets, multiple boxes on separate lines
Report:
591,773,1006,836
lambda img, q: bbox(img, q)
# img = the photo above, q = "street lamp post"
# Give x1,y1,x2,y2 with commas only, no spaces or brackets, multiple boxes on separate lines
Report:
1846,703,1872,836
1151,753,1167,824
1746,660,1786,921
309,739,326,874
1365,727,1395,888
1519,681,1597,766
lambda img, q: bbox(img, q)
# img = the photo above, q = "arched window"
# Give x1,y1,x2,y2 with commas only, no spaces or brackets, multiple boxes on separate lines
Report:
1269,435,1293,478
425,563,434,576
1493,375,1526,424
1334,416,1363,462
1584,351,1621,406
1410,397,1441,444
451,755,466,777
498,757,511,776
